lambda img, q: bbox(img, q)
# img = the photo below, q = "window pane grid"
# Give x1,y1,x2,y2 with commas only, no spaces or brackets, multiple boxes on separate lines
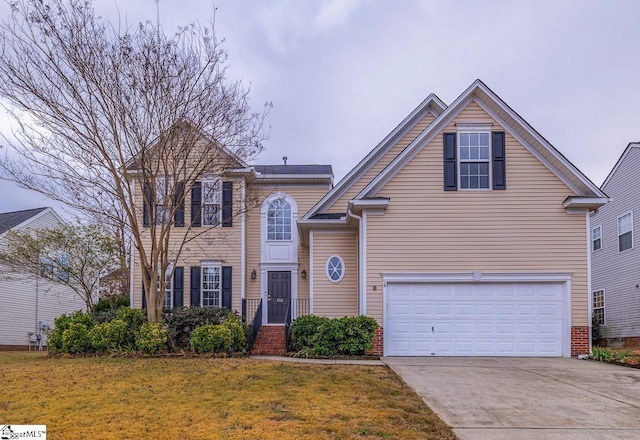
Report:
593,290,605,325
459,132,490,189
202,181,222,226
592,226,602,251
618,213,633,252
267,199,292,240
202,265,221,307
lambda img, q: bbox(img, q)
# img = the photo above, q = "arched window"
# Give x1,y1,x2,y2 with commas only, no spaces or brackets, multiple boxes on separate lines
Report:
267,198,292,240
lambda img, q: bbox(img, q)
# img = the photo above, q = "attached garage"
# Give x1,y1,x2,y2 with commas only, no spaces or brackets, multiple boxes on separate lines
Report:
384,275,571,357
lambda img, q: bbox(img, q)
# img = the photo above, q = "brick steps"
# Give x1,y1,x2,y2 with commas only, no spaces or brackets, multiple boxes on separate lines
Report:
251,325,287,355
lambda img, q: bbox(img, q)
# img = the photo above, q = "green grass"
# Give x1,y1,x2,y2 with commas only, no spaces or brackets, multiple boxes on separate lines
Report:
0,352,456,439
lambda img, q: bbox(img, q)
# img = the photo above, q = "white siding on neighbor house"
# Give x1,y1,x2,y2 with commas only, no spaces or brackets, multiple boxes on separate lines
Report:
591,145,640,339
0,209,83,346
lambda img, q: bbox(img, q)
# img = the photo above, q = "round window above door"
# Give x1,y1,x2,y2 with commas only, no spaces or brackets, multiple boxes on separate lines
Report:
326,255,344,283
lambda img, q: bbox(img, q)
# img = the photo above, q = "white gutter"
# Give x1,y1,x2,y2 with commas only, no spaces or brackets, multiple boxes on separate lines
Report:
347,208,366,315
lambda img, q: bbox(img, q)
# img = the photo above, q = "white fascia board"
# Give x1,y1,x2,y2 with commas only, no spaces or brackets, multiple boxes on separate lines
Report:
301,94,446,220
8,207,64,234
348,199,389,211
254,174,333,181
382,271,573,284
563,197,609,210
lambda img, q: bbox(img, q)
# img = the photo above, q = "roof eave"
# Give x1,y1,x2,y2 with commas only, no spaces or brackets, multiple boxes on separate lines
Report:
563,197,609,210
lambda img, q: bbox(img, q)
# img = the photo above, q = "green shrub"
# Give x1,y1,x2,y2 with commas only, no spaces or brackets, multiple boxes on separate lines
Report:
223,315,248,352
135,323,168,354
290,315,378,357
591,346,613,362
163,306,233,350
48,311,95,353
118,307,146,333
189,325,233,354
61,323,92,354
89,319,128,351
92,293,130,314
290,315,329,352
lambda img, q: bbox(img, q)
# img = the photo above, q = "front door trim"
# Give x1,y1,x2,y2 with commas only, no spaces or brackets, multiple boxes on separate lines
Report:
260,263,298,324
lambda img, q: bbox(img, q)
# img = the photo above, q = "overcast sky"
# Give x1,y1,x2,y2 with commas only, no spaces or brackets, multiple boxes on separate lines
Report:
1,0,639,215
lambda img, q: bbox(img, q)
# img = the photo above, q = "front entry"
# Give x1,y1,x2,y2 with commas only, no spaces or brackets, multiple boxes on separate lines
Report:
267,271,291,323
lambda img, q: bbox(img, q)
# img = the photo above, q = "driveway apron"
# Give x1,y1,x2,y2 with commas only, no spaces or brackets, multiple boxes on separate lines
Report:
383,357,640,440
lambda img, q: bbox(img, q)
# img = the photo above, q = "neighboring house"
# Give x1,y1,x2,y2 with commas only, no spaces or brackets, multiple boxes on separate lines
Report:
590,142,640,346
0,207,84,348
131,79,607,357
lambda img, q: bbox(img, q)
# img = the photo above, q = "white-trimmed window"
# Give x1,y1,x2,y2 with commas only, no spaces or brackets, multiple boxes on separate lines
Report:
618,212,633,252
159,264,174,309
592,225,602,251
201,263,221,307
267,198,292,240
459,132,491,189
326,255,345,283
593,290,605,325
202,180,222,226
155,177,172,225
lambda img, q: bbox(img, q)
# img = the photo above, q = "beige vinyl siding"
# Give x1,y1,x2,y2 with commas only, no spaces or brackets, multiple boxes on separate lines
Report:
245,183,331,302
328,113,435,211
365,101,588,326
591,146,640,338
311,231,358,317
133,177,245,313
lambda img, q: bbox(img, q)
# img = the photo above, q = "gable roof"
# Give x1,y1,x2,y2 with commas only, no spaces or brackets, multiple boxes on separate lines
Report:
0,207,50,235
601,142,640,189
302,93,447,220
357,79,606,201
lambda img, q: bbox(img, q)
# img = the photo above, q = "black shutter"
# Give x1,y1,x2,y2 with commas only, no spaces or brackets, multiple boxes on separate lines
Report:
443,133,457,191
141,283,146,309
222,266,232,309
492,131,506,190
173,266,184,307
190,266,201,306
191,181,201,227
174,182,185,227
142,183,152,227
222,181,233,227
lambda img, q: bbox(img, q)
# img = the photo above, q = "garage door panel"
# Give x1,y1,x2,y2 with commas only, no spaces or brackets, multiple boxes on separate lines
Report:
386,282,565,357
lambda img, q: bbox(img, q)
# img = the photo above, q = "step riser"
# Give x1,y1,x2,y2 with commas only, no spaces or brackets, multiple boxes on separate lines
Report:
252,327,288,356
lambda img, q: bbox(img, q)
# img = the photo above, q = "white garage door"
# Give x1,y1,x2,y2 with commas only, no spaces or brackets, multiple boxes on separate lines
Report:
386,282,565,357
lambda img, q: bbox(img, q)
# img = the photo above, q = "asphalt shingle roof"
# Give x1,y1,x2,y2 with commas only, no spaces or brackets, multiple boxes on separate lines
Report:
253,165,333,175
0,207,48,235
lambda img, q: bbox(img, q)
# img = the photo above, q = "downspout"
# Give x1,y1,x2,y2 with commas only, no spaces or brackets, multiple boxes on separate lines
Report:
347,208,366,315
586,210,593,354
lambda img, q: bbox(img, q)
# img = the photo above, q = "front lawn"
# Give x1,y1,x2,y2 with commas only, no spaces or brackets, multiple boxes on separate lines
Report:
0,352,456,440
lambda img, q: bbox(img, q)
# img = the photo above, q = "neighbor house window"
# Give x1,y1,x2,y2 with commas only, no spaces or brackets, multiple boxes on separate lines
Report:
202,180,222,226
201,263,221,307
267,198,292,240
618,212,633,252
593,290,605,325
592,226,602,251
159,264,173,309
459,132,490,189
326,255,345,283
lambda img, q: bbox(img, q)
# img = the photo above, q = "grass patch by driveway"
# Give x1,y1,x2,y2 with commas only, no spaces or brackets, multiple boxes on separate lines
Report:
0,352,455,440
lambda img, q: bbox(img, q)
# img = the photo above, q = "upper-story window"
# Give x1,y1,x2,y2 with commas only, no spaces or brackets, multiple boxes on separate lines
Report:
459,132,490,189
267,198,292,240
618,212,633,252
592,225,602,251
202,180,222,226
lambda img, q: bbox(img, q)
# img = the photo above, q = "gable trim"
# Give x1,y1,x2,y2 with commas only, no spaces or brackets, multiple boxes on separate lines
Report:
301,94,447,220
357,80,606,200
601,142,640,190
0,207,64,238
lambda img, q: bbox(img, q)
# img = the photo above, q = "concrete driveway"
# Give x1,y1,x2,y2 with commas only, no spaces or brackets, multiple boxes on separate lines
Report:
383,357,640,440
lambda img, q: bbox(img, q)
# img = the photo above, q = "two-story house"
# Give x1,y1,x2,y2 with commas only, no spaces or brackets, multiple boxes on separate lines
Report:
131,80,607,357
590,142,640,346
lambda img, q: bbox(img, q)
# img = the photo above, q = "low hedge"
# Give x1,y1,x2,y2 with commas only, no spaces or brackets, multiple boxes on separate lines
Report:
290,315,378,357
162,306,234,350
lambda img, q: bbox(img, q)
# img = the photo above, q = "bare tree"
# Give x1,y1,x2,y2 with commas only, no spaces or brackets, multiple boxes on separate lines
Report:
0,0,269,322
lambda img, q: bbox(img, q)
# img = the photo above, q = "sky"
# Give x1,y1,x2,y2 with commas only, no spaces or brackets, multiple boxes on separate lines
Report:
1,0,639,215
